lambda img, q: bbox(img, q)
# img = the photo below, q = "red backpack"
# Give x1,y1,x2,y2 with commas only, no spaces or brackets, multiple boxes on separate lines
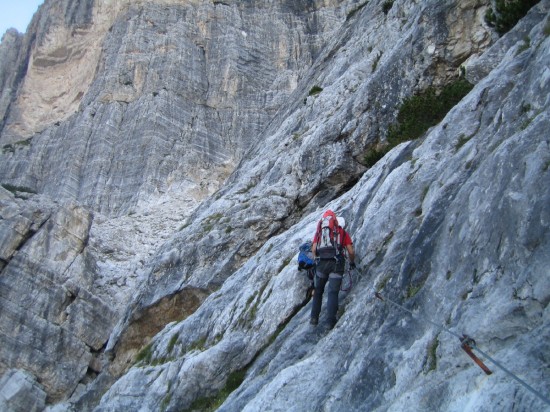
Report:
315,210,342,259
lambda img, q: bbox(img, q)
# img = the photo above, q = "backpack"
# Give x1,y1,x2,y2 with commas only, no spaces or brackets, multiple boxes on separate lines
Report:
297,241,315,270
315,210,343,260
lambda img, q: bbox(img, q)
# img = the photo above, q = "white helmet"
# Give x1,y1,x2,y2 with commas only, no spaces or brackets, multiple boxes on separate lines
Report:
338,216,346,229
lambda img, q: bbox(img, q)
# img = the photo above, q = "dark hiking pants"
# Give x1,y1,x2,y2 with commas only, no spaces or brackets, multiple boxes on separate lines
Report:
310,260,343,326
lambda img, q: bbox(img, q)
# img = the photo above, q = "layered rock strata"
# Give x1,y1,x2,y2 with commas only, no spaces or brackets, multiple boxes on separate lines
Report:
0,0,548,411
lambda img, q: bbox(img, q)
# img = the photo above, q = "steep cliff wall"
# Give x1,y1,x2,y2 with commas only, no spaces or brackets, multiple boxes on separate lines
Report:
0,0,357,407
0,30,25,130
94,2,549,411
0,0,346,215
1,0,549,411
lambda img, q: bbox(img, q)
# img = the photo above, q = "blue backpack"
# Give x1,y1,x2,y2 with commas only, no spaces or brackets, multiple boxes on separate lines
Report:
297,241,315,270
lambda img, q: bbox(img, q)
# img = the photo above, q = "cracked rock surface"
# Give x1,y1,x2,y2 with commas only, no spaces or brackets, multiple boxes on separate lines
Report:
0,0,549,411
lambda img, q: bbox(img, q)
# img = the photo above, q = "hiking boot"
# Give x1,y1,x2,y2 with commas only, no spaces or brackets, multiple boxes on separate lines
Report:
310,317,318,326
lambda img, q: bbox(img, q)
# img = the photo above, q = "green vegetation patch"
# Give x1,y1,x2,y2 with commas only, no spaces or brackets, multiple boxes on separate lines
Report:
454,134,472,151
2,138,32,154
308,85,323,96
406,284,421,299
203,212,224,233
244,281,270,327
364,146,387,168
382,0,394,15
184,368,247,412
485,0,541,36
363,79,473,169
278,256,293,273
372,52,382,72
189,336,208,352
376,274,391,292
388,79,474,145
424,336,439,373
135,343,154,364
160,393,172,412
167,334,179,354
134,341,177,367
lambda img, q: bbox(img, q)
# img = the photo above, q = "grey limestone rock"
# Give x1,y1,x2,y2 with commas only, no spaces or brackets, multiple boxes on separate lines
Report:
97,2,550,411
1,0,549,411
0,193,117,402
0,369,47,412
0,0,348,216
0,0,353,406
0,29,24,131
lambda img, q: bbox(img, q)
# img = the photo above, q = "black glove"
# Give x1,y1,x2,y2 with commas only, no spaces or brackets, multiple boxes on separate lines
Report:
349,262,356,270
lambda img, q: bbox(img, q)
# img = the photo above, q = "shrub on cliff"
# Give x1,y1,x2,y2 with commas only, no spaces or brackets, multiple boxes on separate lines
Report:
485,0,541,36
364,79,473,168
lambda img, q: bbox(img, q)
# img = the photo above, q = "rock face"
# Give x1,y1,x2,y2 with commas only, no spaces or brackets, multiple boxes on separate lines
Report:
1,0,549,411
0,188,117,402
0,0,346,215
0,369,46,412
0,29,24,131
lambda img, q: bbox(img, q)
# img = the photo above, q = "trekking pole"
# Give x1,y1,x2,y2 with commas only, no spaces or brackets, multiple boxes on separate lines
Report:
373,289,550,407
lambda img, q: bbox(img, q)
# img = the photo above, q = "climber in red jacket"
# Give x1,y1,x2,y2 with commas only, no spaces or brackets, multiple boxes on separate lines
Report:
310,210,355,328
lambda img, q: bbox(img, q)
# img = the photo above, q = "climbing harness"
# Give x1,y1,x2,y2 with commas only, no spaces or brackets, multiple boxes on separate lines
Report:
373,289,550,406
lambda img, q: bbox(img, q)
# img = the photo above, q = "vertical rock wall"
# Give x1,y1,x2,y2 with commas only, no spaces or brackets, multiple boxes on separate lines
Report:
0,188,117,401
0,0,346,215
0,0,353,407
